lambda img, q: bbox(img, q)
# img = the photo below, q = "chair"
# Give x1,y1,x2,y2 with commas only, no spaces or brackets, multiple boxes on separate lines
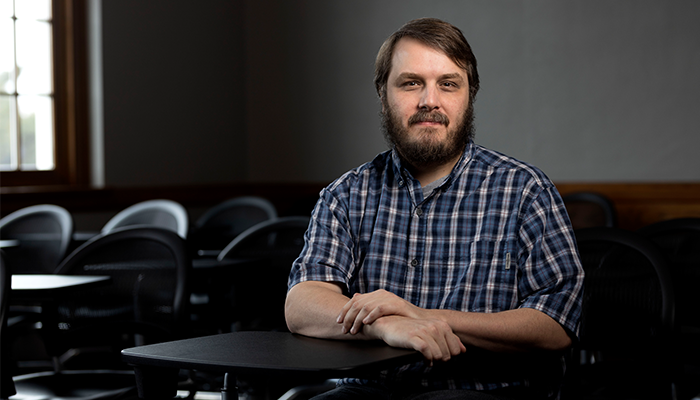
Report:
638,218,700,400
562,227,675,400
190,196,277,257
102,199,189,239
1,250,17,399
199,216,310,334
6,226,192,400
0,205,74,274
562,192,617,229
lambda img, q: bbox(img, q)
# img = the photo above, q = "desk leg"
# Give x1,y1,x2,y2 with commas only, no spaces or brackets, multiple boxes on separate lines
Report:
221,372,238,400
133,365,179,399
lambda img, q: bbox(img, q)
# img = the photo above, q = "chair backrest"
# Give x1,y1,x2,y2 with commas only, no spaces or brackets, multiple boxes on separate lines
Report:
191,196,277,254
52,226,191,366
0,204,74,274
101,200,188,239
638,217,700,331
0,250,17,399
567,227,675,398
216,216,309,331
562,192,617,229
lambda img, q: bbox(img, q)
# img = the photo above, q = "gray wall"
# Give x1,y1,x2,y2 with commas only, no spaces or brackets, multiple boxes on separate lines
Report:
100,0,700,187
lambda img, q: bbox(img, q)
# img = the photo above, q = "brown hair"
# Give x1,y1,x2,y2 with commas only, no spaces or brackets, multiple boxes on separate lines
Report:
374,18,479,101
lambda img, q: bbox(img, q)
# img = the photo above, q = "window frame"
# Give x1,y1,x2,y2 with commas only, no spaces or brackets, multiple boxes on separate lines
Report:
0,0,89,188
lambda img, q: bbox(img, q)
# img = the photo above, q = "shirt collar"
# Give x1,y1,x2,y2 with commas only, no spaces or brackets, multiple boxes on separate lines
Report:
391,141,474,191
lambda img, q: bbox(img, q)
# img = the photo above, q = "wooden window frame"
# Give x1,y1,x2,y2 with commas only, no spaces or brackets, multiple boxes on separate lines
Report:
0,0,89,188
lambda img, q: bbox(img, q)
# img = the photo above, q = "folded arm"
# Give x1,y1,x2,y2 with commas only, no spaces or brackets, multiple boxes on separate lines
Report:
285,281,465,362
336,289,572,353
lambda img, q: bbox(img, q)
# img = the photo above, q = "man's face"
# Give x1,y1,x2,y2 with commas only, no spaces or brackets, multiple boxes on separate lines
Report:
381,37,474,169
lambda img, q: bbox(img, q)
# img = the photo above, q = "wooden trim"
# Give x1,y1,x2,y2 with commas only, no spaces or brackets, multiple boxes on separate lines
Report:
556,182,700,230
2,182,700,231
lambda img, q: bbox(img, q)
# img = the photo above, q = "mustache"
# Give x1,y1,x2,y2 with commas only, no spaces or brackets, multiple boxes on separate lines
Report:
408,110,449,126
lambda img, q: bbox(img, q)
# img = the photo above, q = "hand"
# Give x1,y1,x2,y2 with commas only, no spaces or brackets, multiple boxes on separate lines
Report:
337,289,422,335
366,315,466,362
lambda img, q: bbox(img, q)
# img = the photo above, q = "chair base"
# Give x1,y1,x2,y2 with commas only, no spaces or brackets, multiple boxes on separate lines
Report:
11,370,137,400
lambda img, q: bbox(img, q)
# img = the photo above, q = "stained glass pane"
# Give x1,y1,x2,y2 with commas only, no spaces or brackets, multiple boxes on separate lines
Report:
18,94,54,170
0,95,15,170
16,19,52,95
0,11,15,94
15,0,51,21
0,1,13,20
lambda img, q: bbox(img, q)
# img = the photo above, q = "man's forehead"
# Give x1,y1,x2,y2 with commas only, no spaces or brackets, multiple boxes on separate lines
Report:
389,38,467,79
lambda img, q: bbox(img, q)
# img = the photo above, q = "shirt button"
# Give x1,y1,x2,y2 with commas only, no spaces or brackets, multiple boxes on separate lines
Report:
415,208,423,217
410,259,419,267
398,180,404,187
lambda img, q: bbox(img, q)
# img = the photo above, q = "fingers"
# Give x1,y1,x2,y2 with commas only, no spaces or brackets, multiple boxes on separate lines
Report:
337,291,394,334
337,293,368,334
415,321,464,362
372,316,465,363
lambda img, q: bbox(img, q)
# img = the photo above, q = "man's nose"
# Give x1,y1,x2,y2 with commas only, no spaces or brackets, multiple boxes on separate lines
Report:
418,85,440,110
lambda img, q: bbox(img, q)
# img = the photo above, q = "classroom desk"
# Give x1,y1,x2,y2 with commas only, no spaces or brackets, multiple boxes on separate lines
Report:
0,240,20,248
122,331,422,400
11,274,111,300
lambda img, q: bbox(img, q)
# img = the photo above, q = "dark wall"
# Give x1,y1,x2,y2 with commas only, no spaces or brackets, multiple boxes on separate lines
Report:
101,0,247,187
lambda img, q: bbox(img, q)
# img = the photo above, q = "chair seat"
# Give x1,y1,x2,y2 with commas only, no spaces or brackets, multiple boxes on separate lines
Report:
12,370,137,400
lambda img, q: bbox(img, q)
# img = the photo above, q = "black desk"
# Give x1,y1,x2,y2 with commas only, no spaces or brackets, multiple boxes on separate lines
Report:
122,331,422,399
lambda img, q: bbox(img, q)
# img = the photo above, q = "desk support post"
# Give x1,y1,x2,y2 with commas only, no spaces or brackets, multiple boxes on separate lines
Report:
134,365,179,399
221,372,238,400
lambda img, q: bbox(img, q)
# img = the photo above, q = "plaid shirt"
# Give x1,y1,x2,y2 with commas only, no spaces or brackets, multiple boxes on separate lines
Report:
288,142,584,395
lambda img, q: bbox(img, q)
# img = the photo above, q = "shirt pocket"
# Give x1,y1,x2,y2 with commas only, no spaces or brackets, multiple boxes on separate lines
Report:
440,239,518,313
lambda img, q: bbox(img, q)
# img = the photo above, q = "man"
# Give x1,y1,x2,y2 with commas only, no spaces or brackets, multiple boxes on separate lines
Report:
285,17,584,400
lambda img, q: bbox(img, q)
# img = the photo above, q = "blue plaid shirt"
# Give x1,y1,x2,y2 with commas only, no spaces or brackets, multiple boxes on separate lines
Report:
288,142,584,395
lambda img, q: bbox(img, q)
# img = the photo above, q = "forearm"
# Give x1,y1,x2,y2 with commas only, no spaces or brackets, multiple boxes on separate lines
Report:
424,307,571,352
285,281,372,340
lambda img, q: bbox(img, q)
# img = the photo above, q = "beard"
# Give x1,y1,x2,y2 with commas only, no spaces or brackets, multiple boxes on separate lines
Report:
381,99,475,170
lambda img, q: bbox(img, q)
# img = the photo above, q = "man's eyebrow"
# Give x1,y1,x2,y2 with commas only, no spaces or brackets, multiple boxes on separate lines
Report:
394,72,422,81
393,72,466,82
440,73,466,82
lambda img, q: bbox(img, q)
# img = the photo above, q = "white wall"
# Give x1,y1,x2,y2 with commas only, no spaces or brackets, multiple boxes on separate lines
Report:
100,0,700,186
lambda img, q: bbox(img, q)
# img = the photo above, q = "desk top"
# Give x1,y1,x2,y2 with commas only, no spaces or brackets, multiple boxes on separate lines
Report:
11,274,111,299
0,239,20,248
122,331,422,377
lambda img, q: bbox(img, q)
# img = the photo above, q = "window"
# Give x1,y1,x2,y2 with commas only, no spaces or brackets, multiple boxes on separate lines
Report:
0,0,88,187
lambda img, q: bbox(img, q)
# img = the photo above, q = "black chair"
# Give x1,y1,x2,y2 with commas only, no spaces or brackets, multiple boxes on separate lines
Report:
102,199,189,239
562,192,617,230
190,196,277,257
1,250,17,399
562,227,675,400
7,226,192,400
216,216,314,400
216,216,309,330
0,205,75,377
0,205,74,274
638,218,700,400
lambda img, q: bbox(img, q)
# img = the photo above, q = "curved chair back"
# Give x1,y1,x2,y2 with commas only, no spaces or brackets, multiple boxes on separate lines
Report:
565,227,675,399
0,250,17,398
216,216,309,332
192,196,277,255
102,200,188,239
638,217,700,330
562,192,617,229
638,217,700,398
0,204,74,274
52,226,191,367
